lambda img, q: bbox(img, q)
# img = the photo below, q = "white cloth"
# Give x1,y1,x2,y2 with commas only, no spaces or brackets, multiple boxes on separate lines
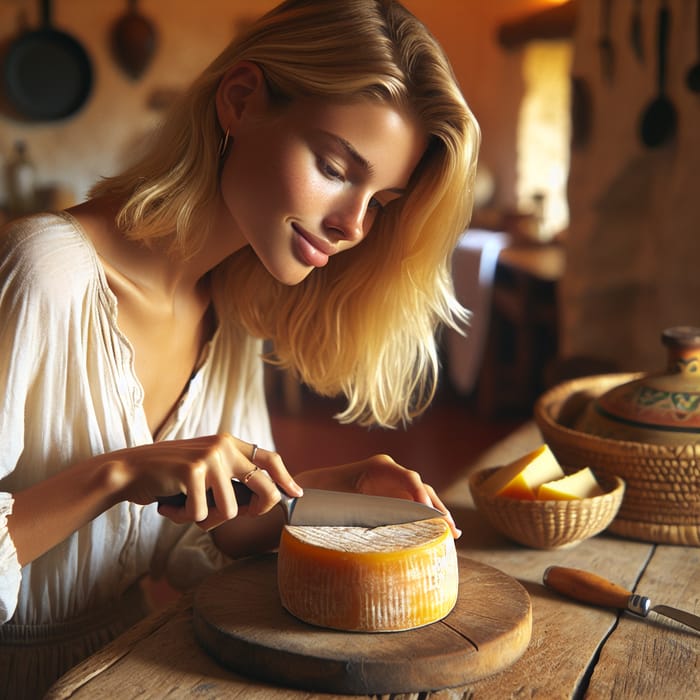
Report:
0,212,274,626
446,229,511,394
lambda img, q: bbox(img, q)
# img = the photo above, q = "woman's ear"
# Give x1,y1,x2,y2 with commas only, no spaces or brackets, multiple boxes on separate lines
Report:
215,61,268,131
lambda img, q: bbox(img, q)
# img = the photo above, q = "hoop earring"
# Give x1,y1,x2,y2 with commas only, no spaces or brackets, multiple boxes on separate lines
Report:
218,128,231,158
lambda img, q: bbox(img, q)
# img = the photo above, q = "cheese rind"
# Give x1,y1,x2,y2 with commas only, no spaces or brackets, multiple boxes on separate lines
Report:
277,518,458,632
536,467,604,500
481,444,565,500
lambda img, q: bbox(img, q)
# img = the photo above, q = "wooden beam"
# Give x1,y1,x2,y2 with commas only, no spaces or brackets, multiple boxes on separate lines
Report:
497,1,577,49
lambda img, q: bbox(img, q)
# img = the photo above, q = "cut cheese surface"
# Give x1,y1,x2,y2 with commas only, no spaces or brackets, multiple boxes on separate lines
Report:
536,467,604,500
277,517,458,632
481,444,564,500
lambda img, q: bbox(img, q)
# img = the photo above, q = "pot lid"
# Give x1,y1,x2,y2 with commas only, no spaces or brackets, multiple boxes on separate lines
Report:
583,327,700,443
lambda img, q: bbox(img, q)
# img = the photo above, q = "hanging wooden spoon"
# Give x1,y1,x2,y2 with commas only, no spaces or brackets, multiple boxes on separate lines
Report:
686,0,700,93
110,0,158,80
639,0,676,147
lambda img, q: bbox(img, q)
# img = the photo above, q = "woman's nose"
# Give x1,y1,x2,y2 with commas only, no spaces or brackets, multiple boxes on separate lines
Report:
323,194,371,242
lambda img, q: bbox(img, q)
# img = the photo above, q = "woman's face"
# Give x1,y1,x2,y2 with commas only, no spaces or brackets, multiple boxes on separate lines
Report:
219,95,426,285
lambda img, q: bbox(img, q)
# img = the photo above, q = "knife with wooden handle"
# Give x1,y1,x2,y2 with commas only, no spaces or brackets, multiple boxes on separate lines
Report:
543,566,700,634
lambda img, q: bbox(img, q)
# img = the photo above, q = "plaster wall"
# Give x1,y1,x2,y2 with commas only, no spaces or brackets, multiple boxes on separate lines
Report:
0,0,533,208
561,0,700,371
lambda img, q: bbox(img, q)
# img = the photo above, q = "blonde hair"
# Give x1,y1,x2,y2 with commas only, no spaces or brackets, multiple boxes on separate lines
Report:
91,0,480,428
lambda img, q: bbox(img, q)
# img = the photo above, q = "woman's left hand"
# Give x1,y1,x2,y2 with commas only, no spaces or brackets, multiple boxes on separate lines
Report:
294,454,461,538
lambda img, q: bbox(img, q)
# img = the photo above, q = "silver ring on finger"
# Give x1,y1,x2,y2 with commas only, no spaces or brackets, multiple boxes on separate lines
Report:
250,443,258,463
242,466,260,484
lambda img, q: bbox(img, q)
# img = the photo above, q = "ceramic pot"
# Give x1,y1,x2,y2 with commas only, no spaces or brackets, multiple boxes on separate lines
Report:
576,326,700,445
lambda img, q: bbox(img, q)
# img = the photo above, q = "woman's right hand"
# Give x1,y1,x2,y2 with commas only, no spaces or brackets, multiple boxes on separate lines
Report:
9,434,301,567
109,434,303,531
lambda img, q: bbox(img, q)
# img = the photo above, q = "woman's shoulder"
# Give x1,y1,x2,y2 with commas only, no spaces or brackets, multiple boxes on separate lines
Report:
1,211,101,289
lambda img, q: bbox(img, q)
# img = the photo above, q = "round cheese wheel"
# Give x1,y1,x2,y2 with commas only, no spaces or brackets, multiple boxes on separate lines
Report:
277,517,458,632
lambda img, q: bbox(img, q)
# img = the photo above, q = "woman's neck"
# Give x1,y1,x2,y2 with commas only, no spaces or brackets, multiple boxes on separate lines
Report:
67,196,246,302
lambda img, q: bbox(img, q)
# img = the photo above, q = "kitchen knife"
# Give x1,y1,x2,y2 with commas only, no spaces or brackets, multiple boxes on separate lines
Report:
543,565,700,634
158,480,444,527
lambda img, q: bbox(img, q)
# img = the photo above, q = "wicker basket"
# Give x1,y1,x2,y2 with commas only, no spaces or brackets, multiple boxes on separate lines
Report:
534,374,700,545
469,467,624,549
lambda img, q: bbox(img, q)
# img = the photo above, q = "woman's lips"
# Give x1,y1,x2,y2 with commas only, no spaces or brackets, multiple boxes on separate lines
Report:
292,224,331,267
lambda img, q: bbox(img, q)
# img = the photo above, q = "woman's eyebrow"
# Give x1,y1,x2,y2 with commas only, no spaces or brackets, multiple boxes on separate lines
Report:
326,132,376,176
326,132,406,195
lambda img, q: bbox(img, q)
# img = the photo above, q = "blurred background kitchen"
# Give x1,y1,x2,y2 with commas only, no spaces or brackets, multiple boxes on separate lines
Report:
1,0,699,478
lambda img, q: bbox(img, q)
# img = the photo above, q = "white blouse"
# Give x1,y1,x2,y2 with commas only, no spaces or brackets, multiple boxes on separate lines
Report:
0,212,274,625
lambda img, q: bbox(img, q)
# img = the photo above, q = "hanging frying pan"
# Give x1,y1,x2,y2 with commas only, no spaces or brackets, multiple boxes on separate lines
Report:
3,0,93,121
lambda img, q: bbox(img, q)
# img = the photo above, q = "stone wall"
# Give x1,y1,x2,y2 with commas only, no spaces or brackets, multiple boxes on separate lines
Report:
560,0,700,372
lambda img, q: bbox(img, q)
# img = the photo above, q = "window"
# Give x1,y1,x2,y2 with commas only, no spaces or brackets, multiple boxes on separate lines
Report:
517,40,572,240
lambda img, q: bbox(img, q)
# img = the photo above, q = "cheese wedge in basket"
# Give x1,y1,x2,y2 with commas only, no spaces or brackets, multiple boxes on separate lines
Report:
536,467,604,500
480,444,565,499
481,444,603,501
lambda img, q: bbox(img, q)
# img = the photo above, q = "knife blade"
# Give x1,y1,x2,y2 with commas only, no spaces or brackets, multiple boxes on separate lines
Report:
543,566,700,634
158,480,444,527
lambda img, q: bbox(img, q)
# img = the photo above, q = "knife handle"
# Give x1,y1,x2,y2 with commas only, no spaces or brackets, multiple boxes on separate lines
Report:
157,479,255,509
543,566,634,610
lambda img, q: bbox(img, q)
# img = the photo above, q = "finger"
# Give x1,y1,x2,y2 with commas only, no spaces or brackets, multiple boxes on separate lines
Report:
244,445,303,498
423,483,462,539
365,463,431,505
209,440,239,517
200,436,252,522
401,469,435,506
240,467,282,516
184,461,210,524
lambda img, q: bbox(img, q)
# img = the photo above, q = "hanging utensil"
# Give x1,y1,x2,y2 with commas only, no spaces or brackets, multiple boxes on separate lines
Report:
110,0,158,80
630,0,644,63
544,566,700,634
639,0,676,148
686,0,700,93
598,0,615,82
570,76,593,149
3,0,93,121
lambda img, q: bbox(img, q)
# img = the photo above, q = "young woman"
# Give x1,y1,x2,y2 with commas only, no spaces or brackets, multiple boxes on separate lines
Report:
0,0,479,694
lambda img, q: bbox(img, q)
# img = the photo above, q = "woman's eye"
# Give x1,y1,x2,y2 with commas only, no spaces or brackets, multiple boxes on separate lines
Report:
368,197,384,210
319,158,344,181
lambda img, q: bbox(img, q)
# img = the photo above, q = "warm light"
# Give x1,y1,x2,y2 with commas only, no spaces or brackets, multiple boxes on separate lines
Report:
527,0,570,7
531,0,571,9
516,40,572,240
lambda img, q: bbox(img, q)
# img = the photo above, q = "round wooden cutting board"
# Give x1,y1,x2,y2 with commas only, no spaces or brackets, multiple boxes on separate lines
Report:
192,552,531,695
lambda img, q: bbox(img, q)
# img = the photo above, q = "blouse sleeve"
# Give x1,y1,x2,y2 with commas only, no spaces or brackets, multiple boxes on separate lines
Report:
0,225,43,622
0,495,20,622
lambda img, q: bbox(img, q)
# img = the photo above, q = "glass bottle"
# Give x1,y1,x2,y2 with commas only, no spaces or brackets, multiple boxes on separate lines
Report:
6,141,38,217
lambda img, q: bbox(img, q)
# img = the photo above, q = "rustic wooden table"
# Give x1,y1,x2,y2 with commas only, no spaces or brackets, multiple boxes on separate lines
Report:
46,422,700,699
